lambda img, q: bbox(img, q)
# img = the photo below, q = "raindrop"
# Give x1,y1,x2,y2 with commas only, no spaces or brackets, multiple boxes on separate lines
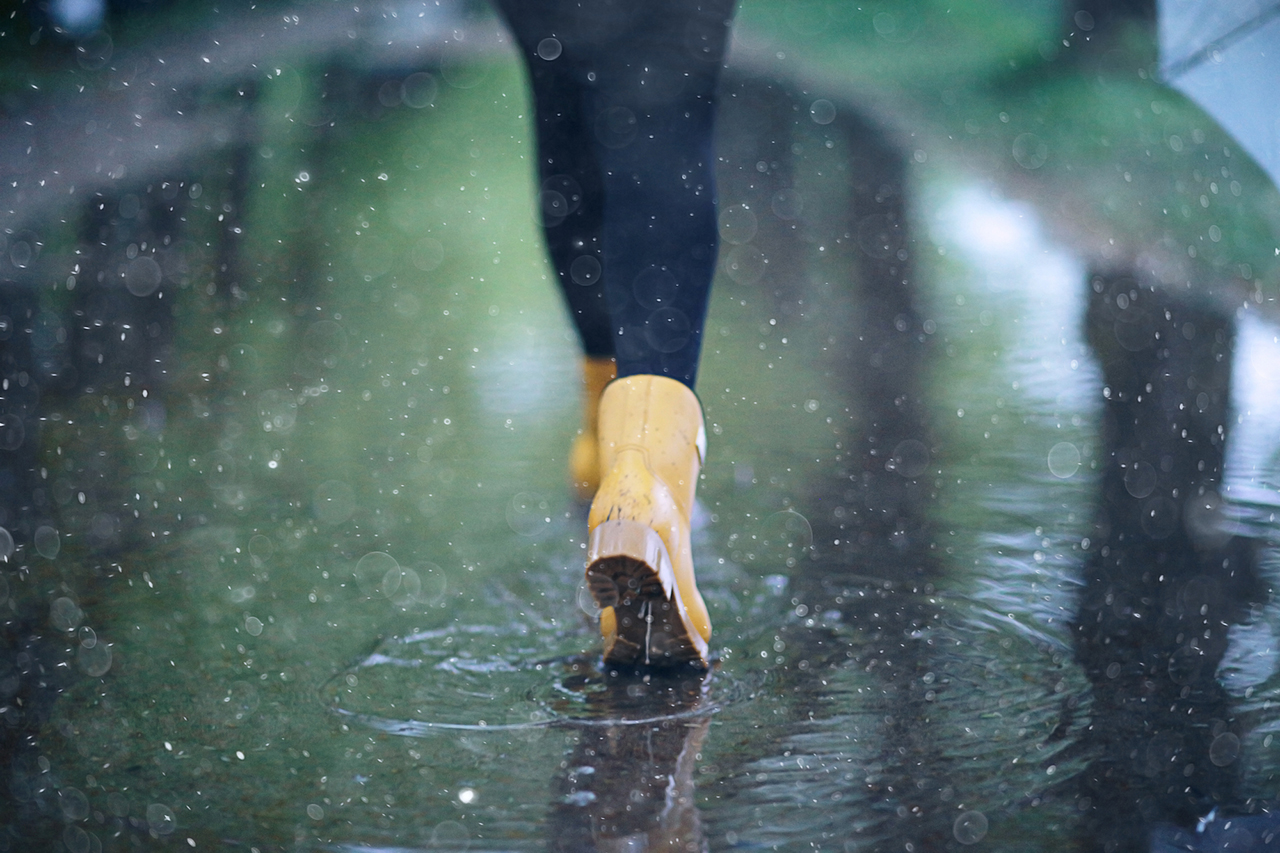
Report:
307,803,324,820
50,597,84,632
756,510,813,568
433,820,469,846
77,642,112,677
1209,732,1241,766
401,72,438,108
889,439,930,478
632,266,679,309
59,786,90,821
506,493,549,536
413,562,448,605
355,551,400,598
540,189,569,222
244,616,264,637
378,79,402,108
78,626,97,649
570,255,602,286
537,37,563,60
1047,442,1081,478
313,480,356,525
0,526,13,562
718,204,758,245
809,99,836,125
248,534,274,565
724,245,767,286
9,241,33,269
411,239,445,272
1123,461,1157,498
577,579,602,618
953,810,988,845
0,414,26,451
1012,133,1048,169
146,803,176,836
644,307,692,353
594,106,638,149
124,256,163,297
258,389,298,433
771,188,804,220
63,825,91,853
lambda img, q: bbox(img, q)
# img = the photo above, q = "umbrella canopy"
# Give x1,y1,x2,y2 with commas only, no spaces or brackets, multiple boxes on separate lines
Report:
1158,0,1280,190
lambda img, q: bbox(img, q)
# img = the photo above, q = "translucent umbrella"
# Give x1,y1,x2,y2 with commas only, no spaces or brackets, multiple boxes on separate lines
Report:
1159,0,1280,190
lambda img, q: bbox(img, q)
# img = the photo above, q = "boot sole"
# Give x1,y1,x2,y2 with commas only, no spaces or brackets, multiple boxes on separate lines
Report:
586,520,708,669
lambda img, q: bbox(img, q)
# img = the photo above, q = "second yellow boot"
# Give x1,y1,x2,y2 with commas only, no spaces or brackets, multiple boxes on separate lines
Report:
568,356,616,501
586,375,711,668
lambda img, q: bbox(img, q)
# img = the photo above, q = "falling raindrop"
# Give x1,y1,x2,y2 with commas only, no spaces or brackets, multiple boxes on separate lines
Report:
124,255,163,296
411,239,445,272
1123,461,1157,498
953,810,988,844
644,307,692,353
248,534,274,566
401,72,438,108
50,597,84,632
146,803,176,836
1209,732,1241,766
355,551,400,598
0,414,26,451
59,786,90,821
1047,442,1081,478
537,37,563,60
889,439,930,478
507,493,549,536
244,616,264,637
77,642,112,677
570,255,602,286
718,204,758,245
809,99,836,125
0,527,13,562
1012,132,1048,169
34,525,60,559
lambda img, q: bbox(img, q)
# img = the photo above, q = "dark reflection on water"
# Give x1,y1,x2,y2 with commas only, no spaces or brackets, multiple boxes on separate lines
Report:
1069,276,1269,851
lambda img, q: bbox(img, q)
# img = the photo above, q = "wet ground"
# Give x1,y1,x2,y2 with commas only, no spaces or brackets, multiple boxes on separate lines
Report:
2,1,1280,851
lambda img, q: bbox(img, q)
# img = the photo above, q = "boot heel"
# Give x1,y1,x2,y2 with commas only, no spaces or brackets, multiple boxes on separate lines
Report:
586,519,674,608
586,519,706,668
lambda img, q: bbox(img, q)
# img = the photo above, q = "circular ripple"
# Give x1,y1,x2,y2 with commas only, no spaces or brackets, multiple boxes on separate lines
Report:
323,624,762,736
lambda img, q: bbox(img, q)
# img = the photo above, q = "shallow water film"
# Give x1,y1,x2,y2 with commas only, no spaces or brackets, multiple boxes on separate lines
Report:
3,1,1280,851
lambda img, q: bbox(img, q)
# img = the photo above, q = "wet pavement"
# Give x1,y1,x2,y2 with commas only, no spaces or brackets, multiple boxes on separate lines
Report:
2,1,1279,851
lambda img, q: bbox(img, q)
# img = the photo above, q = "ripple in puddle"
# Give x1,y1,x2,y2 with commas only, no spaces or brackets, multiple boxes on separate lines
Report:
324,623,765,737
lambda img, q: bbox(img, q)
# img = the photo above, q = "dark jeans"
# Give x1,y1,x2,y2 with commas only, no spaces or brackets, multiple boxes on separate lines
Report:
493,0,735,388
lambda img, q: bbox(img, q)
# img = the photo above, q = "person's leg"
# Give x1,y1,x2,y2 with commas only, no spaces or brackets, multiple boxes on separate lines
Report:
576,0,733,668
589,2,731,388
494,0,618,496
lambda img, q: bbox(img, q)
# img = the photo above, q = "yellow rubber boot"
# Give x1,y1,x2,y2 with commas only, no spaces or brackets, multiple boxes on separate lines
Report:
568,356,616,501
586,375,711,668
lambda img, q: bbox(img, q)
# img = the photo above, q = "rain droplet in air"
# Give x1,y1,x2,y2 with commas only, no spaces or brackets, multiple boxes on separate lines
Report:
953,810,988,845
355,551,400,598
1047,442,1081,478
809,99,836,125
77,641,112,677
50,597,83,632
537,37,563,60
